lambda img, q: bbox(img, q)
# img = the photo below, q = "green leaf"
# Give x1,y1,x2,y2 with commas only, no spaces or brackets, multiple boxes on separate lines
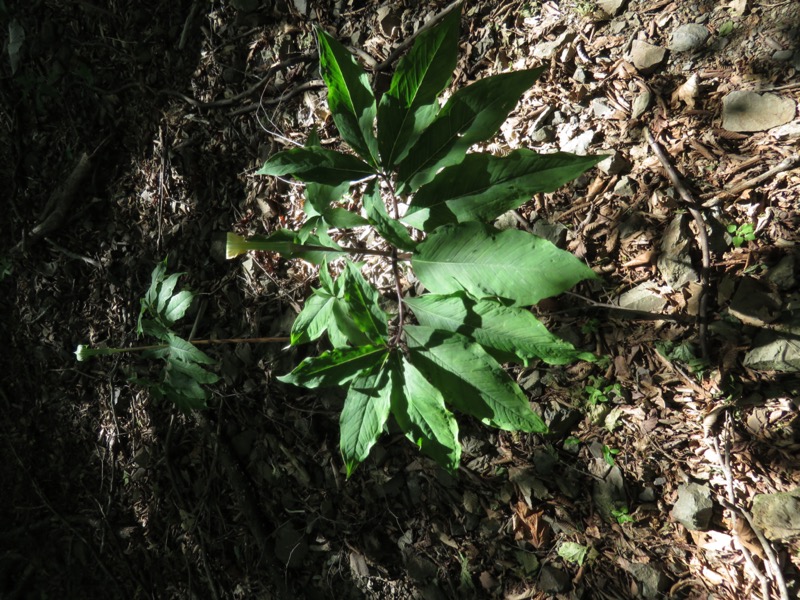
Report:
340,261,389,344
163,290,194,325
316,28,379,166
166,334,217,365
340,366,392,477
258,147,375,186
404,325,547,433
156,272,183,313
558,542,589,566
167,355,220,385
362,180,417,251
404,150,604,231
323,207,370,228
388,352,461,471
405,293,596,365
396,68,543,193
291,290,336,345
412,222,597,307
377,8,460,167
278,345,388,389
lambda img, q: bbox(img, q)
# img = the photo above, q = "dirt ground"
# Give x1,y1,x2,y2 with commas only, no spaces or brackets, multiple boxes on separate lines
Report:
2,0,800,598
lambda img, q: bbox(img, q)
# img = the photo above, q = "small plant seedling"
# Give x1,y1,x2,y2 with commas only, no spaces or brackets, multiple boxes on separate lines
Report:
611,506,635,525
602,444,620,466
583,376,622,406
727,222,755,248
656,340,708,379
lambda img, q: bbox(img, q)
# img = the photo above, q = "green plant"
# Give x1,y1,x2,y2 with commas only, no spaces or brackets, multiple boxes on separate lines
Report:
583,376,621,406
655,340,708,379
226,9,603,475
611,506,635,525
726,222,755,248
557,541,597,566
602,444,619,466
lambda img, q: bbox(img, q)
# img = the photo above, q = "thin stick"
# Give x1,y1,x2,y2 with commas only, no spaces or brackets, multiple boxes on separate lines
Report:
703,155,800,205
643,127,710,360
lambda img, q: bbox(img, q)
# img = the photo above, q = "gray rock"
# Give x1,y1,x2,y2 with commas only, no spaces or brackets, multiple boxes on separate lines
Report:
773,49,794,61
539,565,570,594
657,214,698,290
598,151,631,175
618,282,667,313
631,90,652,119
729,276,782,326
671,483,713,531
670,24,709,52
530,219,568,247
572,67,589,83
274,523,308,568
752,487,800,540
533,32,575,60
562,130,595,155
531,126,555,143
591,98,616,119
593,465,627,523
597,0,626,16
627,563,669,599
613,175,636,197
630,40,667,73
744,336,800,373
766,254,796,291
722,91,796,132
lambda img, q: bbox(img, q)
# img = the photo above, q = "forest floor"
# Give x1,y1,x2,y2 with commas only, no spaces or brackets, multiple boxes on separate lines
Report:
2,0,800,598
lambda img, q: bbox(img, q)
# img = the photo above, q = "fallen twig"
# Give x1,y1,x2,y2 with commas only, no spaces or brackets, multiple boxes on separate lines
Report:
643,126,710,360
702,155,800,206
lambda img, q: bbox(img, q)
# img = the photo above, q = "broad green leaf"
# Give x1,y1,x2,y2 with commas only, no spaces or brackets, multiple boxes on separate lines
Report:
362,180,417,251
226,231,344,264
341,261,389,343
167,334,217,365
388,352,461,471
167,355,220,385
163,290,194,325
404,150,605,231
404,325,547,433
258,147,375,186
323,207,370,228
377,8,460,167
156,273,183,313
290,291,336,345
412,222,596,307
316,28,379,166
404,293,597,365
396,68,543,193
340,365,392,477
139,318,170,342
278,345,388,389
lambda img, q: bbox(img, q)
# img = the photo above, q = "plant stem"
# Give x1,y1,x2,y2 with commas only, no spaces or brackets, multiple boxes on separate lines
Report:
96,336,290,356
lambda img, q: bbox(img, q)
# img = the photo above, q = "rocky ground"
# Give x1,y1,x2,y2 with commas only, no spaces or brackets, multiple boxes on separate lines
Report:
2,0,800,598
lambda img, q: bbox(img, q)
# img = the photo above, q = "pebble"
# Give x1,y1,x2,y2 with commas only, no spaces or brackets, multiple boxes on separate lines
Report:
670,23,709,52
630,40,667,73
631,90,652,119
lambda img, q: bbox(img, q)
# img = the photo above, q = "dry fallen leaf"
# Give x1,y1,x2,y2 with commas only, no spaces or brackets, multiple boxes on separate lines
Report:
671,74,700,109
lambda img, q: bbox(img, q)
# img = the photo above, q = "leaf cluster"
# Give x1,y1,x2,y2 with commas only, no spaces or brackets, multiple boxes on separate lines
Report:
133,259,219,412
229,9,604,474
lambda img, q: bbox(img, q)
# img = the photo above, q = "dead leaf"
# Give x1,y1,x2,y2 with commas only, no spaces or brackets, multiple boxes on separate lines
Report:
671,74,700,109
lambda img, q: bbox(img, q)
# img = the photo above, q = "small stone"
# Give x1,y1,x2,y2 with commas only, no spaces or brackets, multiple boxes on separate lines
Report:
670,23,709,52
613,176,636,197
590,98,616,119
630,40,667,73
631,90,652,119
597,151,631,175
671,483,713,531
572,67,588,83
627,563,669,599
530,219,568,247
744,335,800,373
773,49,794,61
597,0,626,16
531,126,555,143
766,254,796,291
539,565,570,594
618,282,667,313
533,32,575,60
752,488,800,540
722,91,796,132
561,130,595,155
